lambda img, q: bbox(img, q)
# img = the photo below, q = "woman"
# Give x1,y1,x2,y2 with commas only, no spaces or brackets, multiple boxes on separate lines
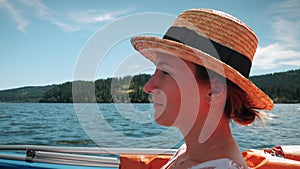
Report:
131,9,274,169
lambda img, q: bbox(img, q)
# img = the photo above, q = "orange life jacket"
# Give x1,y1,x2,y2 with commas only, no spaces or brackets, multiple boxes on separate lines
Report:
119,146,300,169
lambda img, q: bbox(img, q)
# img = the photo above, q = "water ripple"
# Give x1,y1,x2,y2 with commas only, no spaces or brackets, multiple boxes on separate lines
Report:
0,103,299,150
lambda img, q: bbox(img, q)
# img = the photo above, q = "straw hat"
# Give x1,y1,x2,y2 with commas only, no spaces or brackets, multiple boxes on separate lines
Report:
131,8,274,110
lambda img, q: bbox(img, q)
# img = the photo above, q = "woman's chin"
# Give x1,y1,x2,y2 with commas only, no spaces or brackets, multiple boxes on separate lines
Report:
155,119,172,126
154,112,174,126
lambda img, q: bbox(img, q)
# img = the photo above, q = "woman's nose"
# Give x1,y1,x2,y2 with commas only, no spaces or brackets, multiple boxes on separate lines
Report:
143,75,156,94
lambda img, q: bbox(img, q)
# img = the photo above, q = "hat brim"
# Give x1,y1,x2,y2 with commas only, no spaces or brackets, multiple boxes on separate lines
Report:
131,36,274,110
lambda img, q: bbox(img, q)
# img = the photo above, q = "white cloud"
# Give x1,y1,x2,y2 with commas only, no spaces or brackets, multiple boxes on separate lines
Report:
270,0,300,18
271,19,300,49
69,10,116,24
253,0,300,74
269,0,300,49
1,0,134,33
0,0,28,33
253,44,300,70
20,0,80,32
67,7,135,26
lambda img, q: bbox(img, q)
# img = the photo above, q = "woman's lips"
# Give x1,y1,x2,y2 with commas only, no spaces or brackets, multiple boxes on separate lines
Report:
153,103,164,109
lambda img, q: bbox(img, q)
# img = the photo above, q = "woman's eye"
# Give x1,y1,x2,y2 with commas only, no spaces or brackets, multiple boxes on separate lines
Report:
162,70,169,75
160,70,170,75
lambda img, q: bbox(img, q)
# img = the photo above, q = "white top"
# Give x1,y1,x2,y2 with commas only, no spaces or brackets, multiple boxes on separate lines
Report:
161,144,248,169
189,158,248,169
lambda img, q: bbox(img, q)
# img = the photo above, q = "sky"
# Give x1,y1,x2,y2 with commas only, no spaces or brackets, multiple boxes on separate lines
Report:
0,0,299,90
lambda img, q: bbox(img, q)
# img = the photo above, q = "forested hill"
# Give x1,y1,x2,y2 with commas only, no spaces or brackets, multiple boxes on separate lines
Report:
0,69,299,103
0,85,56,103
0,75,151,103
249,69,300,103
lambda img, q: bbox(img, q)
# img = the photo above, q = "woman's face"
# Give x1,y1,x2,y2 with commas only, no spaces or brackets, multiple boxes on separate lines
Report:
144,52,211,128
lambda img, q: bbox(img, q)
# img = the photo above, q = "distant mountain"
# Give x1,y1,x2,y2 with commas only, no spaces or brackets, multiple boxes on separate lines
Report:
0,75,151,103
38,75,151,103
250,69,300,103
0,69,299,103
0,85,56,103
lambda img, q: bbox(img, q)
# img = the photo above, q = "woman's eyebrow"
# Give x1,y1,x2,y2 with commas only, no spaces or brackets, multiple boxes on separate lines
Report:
156,62,170,68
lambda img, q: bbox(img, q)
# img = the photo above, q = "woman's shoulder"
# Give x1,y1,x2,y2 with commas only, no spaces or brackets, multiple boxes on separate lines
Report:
190,158,248,169
162,144,248,169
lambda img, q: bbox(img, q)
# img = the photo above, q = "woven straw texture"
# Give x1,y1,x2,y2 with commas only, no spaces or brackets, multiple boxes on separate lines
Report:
131,9,273,110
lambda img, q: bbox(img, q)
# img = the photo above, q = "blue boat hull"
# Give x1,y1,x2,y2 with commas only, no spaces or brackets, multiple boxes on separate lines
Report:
0,158,117,169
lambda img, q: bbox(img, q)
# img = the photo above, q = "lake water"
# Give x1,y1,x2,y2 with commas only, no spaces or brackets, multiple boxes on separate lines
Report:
0,103,299,151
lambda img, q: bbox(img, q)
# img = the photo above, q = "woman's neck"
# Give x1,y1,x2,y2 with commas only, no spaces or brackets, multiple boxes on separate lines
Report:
179,118,246,165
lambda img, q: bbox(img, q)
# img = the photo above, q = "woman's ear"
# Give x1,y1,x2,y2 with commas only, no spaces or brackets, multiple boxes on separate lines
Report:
210,78,227,104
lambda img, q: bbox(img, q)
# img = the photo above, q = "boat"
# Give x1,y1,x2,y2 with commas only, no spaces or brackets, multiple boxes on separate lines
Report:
0,145,175,169
1,145,300,169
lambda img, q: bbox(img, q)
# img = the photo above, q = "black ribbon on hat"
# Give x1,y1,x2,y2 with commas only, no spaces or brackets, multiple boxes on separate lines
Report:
163,26,252,78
